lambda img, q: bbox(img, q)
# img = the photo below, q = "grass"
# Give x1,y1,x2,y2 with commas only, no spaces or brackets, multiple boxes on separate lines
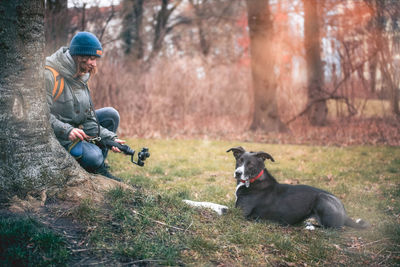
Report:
98,139,400,265
0,216,70,266
2,139,399,266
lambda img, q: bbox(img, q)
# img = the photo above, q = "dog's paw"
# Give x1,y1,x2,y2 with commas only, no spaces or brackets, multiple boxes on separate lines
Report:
183,200,228,216
219,206,229,215
305,222,316,231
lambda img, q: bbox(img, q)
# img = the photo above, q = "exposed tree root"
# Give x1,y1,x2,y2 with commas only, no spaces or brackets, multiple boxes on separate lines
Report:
8,174,133,213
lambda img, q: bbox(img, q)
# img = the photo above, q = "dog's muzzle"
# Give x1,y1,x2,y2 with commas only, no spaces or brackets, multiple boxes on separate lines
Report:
234,166,250,187
234,165,245,179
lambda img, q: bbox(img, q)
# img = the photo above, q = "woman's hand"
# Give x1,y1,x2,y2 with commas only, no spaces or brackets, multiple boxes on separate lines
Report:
111,138,126,153
68,128,89,141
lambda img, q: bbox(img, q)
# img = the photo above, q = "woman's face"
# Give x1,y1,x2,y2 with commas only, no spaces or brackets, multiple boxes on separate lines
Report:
85,56,97,73
74,55,98,76
81,56,97,74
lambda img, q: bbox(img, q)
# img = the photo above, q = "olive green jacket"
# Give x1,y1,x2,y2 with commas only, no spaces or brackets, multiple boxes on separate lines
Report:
45,47,117,147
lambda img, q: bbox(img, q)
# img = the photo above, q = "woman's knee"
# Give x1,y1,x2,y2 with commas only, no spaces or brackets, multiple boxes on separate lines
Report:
79,143,104,171
96,107,120,132
108,107,120,128
104,107,119,121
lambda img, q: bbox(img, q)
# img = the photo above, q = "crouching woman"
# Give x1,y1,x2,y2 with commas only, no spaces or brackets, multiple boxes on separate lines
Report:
45,31,123,181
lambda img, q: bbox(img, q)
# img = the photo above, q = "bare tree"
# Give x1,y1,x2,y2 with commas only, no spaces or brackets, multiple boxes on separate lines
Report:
148,0,186,62
187,0,239,57
246,0,286,132
121,0,144,60
45,0,69,55
373,0,400,115
304,0,328,126
188,0,211,55
120,0,191,64
81,3,87,31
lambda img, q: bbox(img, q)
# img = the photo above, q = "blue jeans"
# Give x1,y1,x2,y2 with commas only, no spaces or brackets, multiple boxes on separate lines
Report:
68,107,120,172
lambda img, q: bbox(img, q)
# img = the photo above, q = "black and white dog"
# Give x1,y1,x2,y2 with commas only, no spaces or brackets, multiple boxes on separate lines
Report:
226,146,369,229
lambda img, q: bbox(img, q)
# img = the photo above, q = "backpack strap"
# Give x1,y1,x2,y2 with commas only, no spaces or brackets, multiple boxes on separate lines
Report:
45,65,65,101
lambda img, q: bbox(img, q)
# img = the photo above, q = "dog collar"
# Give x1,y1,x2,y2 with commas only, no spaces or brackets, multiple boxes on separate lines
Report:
240,169,264,184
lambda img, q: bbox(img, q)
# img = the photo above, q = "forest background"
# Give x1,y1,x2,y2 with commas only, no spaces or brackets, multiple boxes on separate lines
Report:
1,1,400,265
46,0,400,146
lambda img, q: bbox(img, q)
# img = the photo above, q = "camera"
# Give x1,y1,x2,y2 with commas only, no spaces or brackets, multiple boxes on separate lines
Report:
137,147,150,166
100,139,150,167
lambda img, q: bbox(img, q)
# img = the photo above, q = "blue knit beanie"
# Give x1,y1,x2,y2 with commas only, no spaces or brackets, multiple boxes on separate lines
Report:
69,32,103,57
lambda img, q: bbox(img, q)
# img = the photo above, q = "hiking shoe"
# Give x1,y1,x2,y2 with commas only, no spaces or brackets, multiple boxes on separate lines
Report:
96,164,122,182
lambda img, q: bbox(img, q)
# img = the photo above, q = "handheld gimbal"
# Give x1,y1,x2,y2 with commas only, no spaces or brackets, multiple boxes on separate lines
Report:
100,139,150,167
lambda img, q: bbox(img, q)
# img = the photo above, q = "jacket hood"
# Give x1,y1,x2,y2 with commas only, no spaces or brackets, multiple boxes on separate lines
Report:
46,47,77,80
46,47,90,83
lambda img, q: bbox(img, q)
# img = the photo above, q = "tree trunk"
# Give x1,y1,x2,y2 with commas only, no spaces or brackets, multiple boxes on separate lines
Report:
147,0,184,62
81,3,87,31
0,0,83,200
246,0,286,132
374,0,400,116
153,0,170,54
389,2,400,116
368,40,377,94
393,83,400,115
304,0,328,126
44,0,69,56
189,0,210,56
121,0,144,60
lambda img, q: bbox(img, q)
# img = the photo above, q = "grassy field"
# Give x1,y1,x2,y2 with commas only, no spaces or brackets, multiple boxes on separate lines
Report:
103,139,399,266
1,139,399,266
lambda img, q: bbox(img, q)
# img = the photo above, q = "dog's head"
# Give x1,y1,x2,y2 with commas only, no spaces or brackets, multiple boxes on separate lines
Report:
227,146,274,187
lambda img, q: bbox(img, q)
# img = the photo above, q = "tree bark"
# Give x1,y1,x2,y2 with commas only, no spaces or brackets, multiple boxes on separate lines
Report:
0,0,82,200
304,0,327,126
246,0,286,132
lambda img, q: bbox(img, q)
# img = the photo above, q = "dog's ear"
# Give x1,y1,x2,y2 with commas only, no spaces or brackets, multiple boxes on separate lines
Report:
226,146,245,160
255,152,275,162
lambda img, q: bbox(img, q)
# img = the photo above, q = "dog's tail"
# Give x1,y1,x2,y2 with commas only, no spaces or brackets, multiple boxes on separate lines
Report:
345,217,370,229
